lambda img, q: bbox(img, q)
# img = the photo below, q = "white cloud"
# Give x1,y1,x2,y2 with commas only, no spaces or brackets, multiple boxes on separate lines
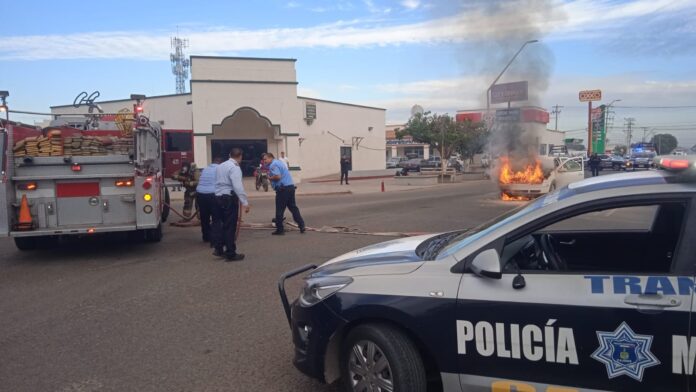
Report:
285,1,301,8
0,0,693,60
400,0,421,10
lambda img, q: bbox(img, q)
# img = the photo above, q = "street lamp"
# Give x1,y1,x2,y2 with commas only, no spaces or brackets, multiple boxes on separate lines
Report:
486,40,539,119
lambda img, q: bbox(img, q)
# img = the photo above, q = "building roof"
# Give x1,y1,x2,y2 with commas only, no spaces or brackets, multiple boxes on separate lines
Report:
298,96,386,111
50,93,191,109
190,55,297,62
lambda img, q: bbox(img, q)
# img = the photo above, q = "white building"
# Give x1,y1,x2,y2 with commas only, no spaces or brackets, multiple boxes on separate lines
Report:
51,56,386,181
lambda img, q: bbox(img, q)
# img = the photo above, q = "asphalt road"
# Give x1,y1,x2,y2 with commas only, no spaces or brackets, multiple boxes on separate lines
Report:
0,180,515,392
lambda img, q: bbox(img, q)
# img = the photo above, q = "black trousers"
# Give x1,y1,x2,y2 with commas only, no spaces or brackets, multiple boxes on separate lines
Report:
275,186,305,232
197,193,216,241
340,170,349,184
591,166,600,177
213,194,240,256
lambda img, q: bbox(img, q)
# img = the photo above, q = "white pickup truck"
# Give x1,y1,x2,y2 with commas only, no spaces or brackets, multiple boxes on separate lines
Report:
499,156,584,198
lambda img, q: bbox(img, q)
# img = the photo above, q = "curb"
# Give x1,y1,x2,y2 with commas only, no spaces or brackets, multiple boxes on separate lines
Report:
307,175,394,183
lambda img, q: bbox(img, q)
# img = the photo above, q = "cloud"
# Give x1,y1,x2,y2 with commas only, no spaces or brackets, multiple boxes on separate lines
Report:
285,1,301,8
0,0,694,60
400,0,421,10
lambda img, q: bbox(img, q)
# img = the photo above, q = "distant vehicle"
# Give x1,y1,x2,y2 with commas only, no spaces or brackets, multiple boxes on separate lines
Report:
609,154,626,170
598,154,613,169
627,152,656,170
397,158,424,172
386,156,406,169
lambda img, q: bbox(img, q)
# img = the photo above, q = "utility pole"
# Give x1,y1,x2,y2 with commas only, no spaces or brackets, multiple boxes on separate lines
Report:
624,117,635,152
551,104,563,131
641,127,649,143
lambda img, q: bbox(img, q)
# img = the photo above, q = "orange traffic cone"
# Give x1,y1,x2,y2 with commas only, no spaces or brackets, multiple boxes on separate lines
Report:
16,194,33,230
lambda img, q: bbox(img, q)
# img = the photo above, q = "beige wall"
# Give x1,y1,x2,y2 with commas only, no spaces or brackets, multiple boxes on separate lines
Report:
191,57,297,82
297,98,386,179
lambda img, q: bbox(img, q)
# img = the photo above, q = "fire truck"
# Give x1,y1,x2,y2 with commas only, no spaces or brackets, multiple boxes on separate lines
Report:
0,93,170,250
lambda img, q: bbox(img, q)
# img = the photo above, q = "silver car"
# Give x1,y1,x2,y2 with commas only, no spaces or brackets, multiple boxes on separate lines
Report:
280,156,696,392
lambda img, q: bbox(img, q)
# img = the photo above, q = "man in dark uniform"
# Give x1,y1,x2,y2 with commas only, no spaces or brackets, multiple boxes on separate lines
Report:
171,161,200,221
213,148,250,261
264,153,305,235
589,153,601,177
340,155,351,185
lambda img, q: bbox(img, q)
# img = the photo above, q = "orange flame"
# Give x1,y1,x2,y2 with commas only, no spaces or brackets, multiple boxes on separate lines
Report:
501,193,531,201
498,156,544,185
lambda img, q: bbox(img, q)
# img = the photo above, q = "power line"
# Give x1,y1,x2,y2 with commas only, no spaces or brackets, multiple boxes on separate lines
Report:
551,104,563,131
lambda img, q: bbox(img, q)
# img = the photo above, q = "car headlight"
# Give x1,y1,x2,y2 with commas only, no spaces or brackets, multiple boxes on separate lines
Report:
299,276,353,307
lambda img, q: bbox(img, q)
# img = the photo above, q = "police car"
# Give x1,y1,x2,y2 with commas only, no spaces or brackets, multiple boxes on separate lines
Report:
278,156,696,392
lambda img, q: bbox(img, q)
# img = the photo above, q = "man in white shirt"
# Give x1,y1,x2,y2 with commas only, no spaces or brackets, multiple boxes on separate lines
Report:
279,151,290,167
212,148,250,261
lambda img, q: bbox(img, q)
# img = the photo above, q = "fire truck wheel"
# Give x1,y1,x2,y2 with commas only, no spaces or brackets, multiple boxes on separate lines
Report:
145,224,163,243
14,237,37,251
161,187,171,223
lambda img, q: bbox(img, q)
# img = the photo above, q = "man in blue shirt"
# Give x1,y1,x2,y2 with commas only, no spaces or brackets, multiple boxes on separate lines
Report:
264,152,305,235
213,148,250,261
196,156,222,244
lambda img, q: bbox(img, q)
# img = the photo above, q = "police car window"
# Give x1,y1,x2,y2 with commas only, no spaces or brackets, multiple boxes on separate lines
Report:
543,205,658,232
502,202,685,274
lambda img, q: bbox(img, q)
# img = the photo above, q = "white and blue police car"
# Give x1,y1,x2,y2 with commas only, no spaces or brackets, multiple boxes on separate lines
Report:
279,156,696,392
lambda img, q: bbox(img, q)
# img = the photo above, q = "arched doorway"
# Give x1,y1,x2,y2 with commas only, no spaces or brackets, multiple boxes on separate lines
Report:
210,107,281,176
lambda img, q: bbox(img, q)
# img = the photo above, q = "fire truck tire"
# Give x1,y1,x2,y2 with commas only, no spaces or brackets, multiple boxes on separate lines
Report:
145,224,163,243
161,187,170,223
14,237,37,251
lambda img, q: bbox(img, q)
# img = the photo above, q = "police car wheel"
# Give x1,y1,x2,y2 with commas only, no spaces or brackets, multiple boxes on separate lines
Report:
341,324,426,392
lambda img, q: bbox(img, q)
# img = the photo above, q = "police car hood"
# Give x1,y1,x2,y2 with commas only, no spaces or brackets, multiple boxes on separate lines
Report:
311,234,438,277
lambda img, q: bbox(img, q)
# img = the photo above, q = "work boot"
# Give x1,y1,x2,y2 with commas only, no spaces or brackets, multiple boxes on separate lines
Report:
300,227,306,234
271,231,285,235
225,253,245,262
212,249,224,258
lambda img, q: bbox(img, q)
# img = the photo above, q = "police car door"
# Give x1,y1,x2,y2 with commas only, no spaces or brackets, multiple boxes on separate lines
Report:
455,195,696,391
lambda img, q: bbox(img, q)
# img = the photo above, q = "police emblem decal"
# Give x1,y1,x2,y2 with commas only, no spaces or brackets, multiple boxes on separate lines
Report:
591,322,660,381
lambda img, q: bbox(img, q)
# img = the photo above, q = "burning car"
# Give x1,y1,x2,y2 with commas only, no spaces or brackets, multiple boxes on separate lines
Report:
497,156,584,200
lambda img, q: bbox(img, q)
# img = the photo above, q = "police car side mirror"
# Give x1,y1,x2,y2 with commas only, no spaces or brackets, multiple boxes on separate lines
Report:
469,249,502,279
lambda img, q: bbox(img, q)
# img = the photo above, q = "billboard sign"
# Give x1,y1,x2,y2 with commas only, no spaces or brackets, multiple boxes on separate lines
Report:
579,89,602,102
490,81,528,104
495,108,521,122
591,105,607,153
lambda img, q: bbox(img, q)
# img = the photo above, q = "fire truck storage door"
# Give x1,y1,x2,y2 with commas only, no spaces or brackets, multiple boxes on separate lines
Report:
56,182,103,226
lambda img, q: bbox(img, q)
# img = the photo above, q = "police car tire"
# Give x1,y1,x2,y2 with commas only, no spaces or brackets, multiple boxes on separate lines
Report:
341,323,427,392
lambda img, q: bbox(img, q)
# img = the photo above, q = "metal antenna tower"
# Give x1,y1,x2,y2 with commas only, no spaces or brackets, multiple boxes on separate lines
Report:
170,36,190,94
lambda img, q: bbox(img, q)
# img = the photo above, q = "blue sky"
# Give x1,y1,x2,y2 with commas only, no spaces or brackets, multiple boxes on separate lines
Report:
2,0,695,146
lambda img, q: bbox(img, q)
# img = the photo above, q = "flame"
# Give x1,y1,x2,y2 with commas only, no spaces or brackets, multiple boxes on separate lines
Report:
498,156,544,185
501,193,531,201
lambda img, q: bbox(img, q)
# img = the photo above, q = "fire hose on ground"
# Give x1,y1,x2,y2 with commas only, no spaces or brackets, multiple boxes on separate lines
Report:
162,201,421,237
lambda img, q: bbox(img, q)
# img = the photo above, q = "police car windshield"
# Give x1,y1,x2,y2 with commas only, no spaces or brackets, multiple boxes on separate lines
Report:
437,193,557,259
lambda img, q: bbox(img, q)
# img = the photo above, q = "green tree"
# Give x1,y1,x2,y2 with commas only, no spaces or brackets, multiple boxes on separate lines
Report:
650,133,678,155
397,112,487,171
613,145,628,155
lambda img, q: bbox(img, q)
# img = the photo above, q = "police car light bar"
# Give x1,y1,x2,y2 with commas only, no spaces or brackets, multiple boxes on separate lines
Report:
658,157,693,171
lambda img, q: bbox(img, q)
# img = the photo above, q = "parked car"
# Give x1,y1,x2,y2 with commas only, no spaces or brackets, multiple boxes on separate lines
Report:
278,156,696,392
609,154,626,170
599,154,613,169
386,156,406,169
397,158,424,172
